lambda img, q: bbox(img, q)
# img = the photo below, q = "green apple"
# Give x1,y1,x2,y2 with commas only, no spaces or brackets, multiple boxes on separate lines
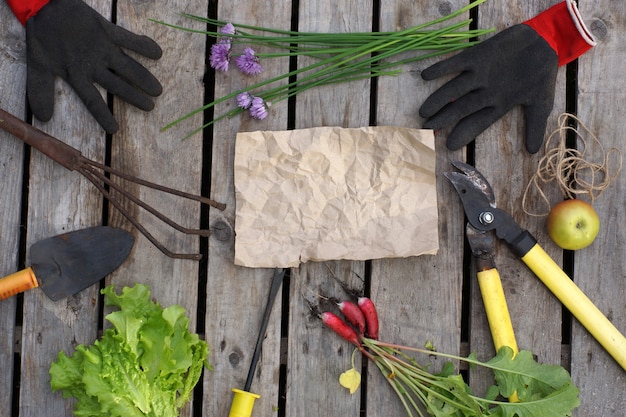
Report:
546,199,600,250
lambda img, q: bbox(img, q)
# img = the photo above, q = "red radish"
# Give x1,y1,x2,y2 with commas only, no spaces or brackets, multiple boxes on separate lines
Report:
321,312,361,348
338,301,366,336
358,297,379,340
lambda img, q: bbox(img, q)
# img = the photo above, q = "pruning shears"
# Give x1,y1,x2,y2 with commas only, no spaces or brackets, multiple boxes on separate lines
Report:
445,160,626,371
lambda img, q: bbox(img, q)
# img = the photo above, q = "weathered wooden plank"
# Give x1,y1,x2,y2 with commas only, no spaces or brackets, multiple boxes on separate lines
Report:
18,0,109,413
371,1,468,415
108,0,203,309
0,3,26,416
204,1,291,416
374,0,468,345
368,1,468,415
109,1,209,416
573,2,626,414
470,0,567,397
287,261,365,414
286,1,371,415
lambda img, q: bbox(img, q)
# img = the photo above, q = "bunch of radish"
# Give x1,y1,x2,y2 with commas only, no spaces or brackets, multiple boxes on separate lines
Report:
320,295,579,417
321,297,379,350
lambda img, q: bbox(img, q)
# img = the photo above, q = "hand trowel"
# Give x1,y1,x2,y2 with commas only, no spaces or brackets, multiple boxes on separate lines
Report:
0,226,134,301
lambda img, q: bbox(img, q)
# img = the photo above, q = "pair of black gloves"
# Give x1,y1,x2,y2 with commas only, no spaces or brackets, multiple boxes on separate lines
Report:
8,0,594,152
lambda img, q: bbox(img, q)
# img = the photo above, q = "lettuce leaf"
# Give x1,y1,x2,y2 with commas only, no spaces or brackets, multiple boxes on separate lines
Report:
50,284,211,417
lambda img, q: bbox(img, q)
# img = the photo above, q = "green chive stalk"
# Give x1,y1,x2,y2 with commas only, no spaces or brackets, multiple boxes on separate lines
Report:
154,0,494,137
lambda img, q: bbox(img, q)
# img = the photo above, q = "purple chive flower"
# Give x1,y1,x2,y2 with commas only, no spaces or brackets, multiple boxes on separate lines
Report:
249,97,268,120
210,43,231,72
216,23,235,45
236,92,254,109
220,23,235,35
235,47,264,76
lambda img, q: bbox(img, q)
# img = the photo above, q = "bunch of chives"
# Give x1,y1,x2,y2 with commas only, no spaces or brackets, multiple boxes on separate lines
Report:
155,0,493,137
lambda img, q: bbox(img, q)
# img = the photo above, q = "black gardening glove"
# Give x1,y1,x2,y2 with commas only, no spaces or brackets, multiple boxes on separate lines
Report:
11,0,163,134
419,0,595,153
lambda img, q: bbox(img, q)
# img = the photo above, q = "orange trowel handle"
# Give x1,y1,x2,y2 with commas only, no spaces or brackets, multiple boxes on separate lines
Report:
0,267,39,300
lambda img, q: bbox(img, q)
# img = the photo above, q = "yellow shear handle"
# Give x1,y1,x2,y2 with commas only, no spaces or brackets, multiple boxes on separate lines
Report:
522,244,626,371
477,267,520,403
477,268,519,355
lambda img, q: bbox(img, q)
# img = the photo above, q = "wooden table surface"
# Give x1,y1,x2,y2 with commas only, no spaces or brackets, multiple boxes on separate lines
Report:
1,0,625,416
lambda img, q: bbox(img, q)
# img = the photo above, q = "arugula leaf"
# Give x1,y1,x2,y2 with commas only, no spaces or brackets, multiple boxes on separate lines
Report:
49,284,211,417
360,339,580,417
425,374,483,417
484,347,580,417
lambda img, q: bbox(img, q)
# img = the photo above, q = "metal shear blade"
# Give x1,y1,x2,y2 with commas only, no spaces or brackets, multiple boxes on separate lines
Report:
449,160,496,208
445,161,524,244
443,171,494,233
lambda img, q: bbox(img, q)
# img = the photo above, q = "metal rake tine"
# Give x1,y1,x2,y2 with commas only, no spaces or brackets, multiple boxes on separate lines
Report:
0,107,223,260
80,166,203,260
86,159,226,211
82,163,211,237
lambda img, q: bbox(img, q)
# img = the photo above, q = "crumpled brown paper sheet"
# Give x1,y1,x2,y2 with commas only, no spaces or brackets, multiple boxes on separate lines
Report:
234,126,439,268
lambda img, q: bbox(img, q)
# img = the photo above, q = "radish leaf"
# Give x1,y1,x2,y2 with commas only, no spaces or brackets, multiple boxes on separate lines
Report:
484,347,580,416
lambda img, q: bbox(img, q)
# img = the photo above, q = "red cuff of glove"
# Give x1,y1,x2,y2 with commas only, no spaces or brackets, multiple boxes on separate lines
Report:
524,0,596,66
7,0,50,25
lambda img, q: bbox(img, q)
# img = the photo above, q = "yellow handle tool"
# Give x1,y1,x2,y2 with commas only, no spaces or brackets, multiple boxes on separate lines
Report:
229,389,261,417
522,243,626,370
468,224,519,354
467,224,519,355
447,160,626,372
467,224,520,402
476,267,521,403
477,267,518,355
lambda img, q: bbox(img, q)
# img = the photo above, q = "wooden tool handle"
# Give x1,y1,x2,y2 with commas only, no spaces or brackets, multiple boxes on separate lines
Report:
0,267,39,300
0,108,82,170
522,243,626,371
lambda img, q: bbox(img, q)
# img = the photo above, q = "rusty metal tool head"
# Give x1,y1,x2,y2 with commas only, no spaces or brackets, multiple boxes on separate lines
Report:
445,160,626,371
465,224,496,270
0,107,226,260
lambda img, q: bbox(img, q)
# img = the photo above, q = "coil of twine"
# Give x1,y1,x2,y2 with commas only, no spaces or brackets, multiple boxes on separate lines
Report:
523,113,622,216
